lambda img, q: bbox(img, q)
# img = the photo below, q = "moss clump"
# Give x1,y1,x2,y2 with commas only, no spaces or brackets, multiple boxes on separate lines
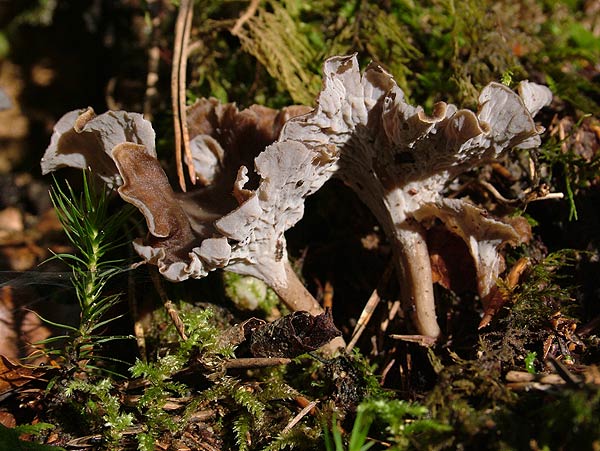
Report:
496,386,600,450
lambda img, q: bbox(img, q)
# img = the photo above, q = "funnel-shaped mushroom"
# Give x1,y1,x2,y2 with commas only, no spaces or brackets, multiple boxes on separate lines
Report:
283,55,551,338
40,102,331,317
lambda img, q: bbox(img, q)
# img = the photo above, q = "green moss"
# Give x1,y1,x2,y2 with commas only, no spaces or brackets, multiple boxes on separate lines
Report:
235,0,323,105
223,272,281,318
496,386,600,450
424,350,516,450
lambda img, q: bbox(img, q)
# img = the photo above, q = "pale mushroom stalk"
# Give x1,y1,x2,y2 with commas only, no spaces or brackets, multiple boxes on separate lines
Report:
349,175,441,337
392,221,440,338
271,261,324,316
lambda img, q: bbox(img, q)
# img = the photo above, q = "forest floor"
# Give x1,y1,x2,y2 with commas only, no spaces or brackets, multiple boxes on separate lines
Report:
0,1,600,450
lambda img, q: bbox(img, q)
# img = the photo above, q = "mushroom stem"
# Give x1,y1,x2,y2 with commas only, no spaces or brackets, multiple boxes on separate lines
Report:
393,220,441,339
271,260,324,316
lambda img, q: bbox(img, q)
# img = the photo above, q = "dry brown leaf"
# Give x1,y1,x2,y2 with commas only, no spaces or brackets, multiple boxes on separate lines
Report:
0,355,50,397
479,257,531,329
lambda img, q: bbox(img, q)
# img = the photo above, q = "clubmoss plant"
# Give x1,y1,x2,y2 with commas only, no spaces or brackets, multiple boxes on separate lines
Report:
42,171,134,369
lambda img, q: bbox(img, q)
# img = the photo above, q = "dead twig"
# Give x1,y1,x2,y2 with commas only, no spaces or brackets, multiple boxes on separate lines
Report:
346,263,393,353
379,358,395,386
346,289,380,353
479,180,563,205
380,300,401,334
223,357,291,370
322,280,334,310
143,0,163,121
171,0,195,192
388,334,437,347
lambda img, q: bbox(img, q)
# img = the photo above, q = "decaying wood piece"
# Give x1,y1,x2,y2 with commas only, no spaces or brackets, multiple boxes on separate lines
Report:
249,310,341,358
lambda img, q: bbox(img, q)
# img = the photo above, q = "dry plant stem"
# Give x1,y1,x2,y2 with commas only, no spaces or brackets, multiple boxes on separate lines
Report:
380,358,396,386
171,0,194,192
230,0,260,36
105,77,119,110
346,288,381,353
389,334,437,347
505,370,565,385
393,221,441,339
322,280,334,310
381,300,402,332
270,260,325,316
282,400,318,434
128,265,147,361
549,357,582,387
346,262,394,352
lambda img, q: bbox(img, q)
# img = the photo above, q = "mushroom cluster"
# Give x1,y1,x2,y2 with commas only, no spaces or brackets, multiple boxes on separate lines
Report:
41,54,551,340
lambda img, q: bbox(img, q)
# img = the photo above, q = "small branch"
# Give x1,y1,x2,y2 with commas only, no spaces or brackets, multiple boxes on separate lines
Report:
346,288,380,353
322,280,334,310
282,400,318,434
389,334,437,347
346,262,394,353
105,77,120,110
479,180,564,205
143,0,163,121
149,267,187,341
380,358,395,386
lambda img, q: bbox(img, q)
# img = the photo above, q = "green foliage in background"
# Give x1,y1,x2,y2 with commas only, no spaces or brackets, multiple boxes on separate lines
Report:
186,0,599,115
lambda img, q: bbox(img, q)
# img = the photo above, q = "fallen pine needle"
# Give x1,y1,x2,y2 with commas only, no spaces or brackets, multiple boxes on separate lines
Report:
282,399,318,434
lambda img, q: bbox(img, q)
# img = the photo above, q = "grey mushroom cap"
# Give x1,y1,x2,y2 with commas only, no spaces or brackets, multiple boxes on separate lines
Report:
41,108,156,187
